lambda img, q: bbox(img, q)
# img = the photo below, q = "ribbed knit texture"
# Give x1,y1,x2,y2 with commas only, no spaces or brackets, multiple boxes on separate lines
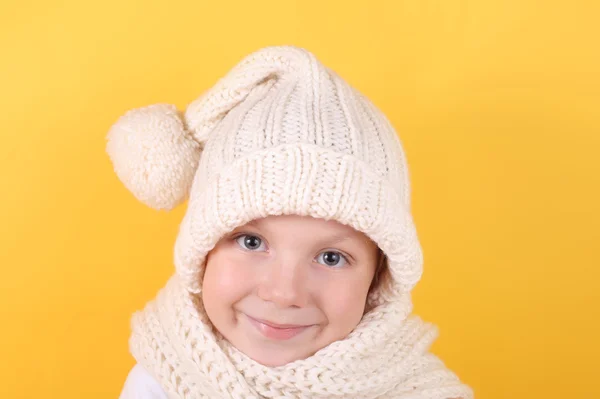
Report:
106,45,473,398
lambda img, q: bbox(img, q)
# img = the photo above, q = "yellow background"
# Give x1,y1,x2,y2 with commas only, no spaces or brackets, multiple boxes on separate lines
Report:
1,1,598,398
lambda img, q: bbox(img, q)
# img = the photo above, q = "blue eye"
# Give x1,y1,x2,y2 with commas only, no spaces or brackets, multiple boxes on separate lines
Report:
316,251,348,268
235,234,267,251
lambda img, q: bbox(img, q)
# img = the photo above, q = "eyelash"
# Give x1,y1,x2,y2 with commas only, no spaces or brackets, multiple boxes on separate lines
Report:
232,233,352,268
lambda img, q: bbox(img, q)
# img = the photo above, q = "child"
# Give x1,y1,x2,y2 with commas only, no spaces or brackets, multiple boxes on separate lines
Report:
107,45,473,398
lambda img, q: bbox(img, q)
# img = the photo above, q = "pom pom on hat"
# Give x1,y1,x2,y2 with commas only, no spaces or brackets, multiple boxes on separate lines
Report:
106,103,202,210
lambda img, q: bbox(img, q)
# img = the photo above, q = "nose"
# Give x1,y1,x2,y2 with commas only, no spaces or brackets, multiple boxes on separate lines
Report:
257,257,309,308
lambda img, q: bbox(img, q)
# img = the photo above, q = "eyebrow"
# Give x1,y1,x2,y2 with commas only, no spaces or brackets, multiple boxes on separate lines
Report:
324,234,352,246
241,220,362,247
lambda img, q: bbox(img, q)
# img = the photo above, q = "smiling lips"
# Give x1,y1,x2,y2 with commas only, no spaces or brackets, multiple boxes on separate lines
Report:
245,314,313,340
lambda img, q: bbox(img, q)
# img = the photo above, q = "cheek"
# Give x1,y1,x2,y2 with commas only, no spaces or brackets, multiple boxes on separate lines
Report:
317,274,371,330
202,255,254,310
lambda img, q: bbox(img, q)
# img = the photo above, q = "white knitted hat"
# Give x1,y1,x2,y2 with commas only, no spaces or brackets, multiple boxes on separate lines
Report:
106,45,423,306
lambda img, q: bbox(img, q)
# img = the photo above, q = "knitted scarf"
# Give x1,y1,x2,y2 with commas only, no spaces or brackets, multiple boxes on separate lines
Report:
129,274,473,399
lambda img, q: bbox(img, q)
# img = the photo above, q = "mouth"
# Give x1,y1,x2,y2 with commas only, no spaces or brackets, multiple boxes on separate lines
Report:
244,314,314,341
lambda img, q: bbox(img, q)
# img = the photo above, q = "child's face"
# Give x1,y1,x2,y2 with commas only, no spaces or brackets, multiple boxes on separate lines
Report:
201,214,379,367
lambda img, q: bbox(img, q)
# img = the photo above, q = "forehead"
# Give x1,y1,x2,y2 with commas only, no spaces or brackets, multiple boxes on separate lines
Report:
246,214,351,231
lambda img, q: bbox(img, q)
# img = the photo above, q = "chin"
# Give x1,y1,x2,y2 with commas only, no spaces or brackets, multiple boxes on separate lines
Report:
247,349,309,367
